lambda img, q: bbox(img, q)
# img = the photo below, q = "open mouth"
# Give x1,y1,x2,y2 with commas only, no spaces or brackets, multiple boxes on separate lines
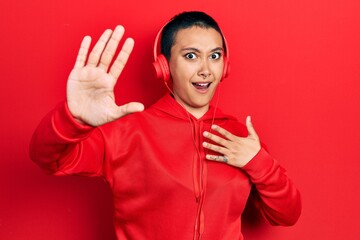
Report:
192,82,211,90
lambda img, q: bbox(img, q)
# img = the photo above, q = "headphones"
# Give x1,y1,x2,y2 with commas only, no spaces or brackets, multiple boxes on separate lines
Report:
152,23,230,83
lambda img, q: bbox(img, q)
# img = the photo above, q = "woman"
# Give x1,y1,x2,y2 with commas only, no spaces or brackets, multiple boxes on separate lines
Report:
30,11,301,240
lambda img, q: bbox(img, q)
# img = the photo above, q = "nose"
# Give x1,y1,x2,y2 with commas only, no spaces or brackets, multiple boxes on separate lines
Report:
198,59,211,79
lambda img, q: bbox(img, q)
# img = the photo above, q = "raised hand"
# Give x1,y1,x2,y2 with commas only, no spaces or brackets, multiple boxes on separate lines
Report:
202,116,261,168
66,25,144,127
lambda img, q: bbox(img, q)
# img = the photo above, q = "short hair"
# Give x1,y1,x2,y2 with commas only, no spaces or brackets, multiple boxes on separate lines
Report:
160,11,225,60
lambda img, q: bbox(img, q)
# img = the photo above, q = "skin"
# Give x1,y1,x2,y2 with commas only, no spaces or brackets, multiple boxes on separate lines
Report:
66,24,261,168
67,26,144,127
169,27,261,167
168,27,224,119
203,116,261,168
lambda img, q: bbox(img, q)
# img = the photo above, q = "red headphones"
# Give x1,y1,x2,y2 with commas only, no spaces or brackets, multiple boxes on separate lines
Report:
152,24,230,83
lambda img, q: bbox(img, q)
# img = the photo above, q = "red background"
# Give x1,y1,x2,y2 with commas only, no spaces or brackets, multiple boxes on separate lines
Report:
1,0,360,239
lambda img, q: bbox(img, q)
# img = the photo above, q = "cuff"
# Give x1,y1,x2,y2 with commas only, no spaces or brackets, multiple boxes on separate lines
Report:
241,147,276,181
51,101,94,142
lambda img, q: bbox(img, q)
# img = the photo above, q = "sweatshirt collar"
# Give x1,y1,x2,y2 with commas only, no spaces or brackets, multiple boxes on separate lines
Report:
151,93,236,122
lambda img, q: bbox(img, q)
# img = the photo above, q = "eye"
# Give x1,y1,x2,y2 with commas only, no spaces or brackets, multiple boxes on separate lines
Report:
210,52,222,60
184,52,197,60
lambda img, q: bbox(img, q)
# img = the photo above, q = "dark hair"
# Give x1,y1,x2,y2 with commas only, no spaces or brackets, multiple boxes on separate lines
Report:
160,11,225,60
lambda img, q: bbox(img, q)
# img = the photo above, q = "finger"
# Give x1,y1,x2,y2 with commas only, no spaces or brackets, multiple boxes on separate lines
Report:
202,141,227,155
246,116,259,139
73,36,91,69
98,25,125,72
87,29,113,67
211,125,236,141
109,37,135,79
116,102,144,118
203,131,229,148
206,154,229,164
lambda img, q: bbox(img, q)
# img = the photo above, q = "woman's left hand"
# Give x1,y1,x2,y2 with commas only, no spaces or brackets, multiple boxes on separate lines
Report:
202,116,261,168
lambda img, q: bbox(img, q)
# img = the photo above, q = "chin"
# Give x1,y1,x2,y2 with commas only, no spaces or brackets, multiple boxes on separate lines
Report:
190,99,212,109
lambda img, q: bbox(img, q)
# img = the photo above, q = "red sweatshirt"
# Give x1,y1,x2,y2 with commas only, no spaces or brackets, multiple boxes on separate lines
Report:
30,93,301,240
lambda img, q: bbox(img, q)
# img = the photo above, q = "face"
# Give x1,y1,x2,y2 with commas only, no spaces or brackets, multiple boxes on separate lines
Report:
168,26,224,119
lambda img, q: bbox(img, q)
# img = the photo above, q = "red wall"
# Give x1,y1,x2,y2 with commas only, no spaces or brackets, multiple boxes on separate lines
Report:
1,0,360,239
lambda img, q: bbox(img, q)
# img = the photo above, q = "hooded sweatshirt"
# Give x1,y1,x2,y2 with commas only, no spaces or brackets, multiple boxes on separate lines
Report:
30,93,301,240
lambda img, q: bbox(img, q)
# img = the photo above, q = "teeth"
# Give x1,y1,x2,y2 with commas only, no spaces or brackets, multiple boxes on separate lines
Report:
193,83,210,87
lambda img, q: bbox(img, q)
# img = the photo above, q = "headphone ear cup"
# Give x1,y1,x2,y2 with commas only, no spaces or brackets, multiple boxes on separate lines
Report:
221,55,230,81
153,54,171,83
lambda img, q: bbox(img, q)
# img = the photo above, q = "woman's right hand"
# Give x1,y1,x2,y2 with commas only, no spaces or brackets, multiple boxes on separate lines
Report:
66,25,144,127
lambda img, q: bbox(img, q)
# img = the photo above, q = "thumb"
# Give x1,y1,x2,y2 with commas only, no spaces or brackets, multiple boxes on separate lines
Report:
117,102,144,117
246,116,259,139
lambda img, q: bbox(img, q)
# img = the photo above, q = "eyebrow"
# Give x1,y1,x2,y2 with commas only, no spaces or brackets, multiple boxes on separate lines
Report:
181,47,224,53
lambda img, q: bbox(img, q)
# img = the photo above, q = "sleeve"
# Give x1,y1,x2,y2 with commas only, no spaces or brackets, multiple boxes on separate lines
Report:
29,101,106,177
241,148,302,226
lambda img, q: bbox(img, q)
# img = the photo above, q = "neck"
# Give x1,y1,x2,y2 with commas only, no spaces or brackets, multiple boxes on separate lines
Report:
171,93,209,119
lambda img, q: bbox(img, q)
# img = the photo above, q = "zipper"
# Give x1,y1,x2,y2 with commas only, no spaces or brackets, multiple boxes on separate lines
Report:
192,120,207,240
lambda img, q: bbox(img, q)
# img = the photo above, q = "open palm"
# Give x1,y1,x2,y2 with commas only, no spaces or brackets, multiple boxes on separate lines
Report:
67,25,144,127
